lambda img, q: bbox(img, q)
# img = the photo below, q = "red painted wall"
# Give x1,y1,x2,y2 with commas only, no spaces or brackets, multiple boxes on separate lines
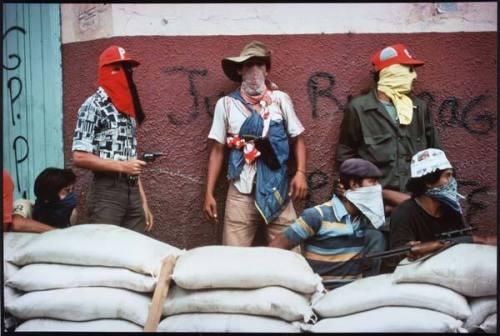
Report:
63,33,497,249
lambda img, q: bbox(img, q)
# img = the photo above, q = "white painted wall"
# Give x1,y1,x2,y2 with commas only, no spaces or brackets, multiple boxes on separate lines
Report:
61,3,497,44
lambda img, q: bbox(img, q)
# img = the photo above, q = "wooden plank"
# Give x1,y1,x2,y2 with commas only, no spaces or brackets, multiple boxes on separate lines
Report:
143,255,178,332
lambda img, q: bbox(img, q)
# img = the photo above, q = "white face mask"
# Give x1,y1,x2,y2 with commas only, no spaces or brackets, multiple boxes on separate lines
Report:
344,184,385,229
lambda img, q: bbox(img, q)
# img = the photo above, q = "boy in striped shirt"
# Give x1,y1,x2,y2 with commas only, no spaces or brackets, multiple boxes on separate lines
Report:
270,158,386,289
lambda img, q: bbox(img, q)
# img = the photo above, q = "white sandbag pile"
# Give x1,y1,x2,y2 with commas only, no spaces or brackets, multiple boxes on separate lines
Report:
479,313,497,333
163,285,314,322
16,319,143,332
4,224,182,332
307,243,497,332
7,224,181,276
308,306,464,333
390,243,497,334
158,245,323,332
172,245,323,294
310,273,467,332
3,232,39,331
392,244,497,297
6,263,157,292
313,274,471,320
158,313,302,333
463,296,497,333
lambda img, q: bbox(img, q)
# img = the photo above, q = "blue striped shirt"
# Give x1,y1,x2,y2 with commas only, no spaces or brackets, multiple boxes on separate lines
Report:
284,195,368,282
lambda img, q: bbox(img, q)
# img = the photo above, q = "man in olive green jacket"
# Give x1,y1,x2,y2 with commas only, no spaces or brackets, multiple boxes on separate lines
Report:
336,43,441,218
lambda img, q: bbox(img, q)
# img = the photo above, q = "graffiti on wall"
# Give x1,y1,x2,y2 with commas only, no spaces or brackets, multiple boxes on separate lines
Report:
162,66,225,125
3,26,29,198
417,91,495,135
307,71,343,119
156,67,495,217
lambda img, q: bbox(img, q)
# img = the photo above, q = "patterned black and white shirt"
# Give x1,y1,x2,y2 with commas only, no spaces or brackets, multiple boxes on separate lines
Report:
72,87,137,161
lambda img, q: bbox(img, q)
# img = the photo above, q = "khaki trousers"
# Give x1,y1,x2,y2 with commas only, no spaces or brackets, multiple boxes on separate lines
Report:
223,184,298,249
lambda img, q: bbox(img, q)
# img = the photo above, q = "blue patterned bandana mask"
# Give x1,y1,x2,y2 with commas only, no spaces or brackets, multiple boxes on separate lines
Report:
425,177,463,214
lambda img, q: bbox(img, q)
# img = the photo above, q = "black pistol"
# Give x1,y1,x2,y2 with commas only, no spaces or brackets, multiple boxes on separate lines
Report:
141,152,163,163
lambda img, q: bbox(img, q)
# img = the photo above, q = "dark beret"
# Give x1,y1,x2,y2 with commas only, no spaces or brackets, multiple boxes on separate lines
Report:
340,158,382,178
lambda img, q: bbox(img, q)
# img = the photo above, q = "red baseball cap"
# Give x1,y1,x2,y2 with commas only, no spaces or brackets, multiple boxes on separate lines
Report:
99,45,140,68
371,44,424,72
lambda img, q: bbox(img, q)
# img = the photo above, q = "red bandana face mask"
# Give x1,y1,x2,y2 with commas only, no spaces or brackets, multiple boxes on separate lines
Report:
98,64,136,118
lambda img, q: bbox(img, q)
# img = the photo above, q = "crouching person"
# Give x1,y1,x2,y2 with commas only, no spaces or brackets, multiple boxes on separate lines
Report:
5,168,78,232
270,158,386,290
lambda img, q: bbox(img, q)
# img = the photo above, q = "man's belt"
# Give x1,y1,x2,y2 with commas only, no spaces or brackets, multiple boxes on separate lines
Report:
94,171,138,186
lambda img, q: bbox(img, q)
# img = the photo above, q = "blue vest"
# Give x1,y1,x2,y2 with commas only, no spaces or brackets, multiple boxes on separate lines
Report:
227,90,290,224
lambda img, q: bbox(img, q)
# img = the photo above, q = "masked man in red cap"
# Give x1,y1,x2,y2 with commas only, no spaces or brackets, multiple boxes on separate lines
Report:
72,45,153,233
203,41,308,247
336,43,441,228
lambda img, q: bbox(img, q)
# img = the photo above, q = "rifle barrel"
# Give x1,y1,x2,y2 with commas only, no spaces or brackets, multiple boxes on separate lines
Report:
364,245,410,259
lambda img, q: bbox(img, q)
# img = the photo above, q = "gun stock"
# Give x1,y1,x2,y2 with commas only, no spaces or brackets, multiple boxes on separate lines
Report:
409,240,446,259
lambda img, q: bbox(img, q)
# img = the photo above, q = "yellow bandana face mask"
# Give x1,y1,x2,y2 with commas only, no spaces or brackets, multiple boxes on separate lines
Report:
377,64,417,125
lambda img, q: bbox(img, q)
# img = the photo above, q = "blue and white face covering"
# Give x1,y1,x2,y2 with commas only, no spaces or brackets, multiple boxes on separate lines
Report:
345,184,385,229
425,176,464,214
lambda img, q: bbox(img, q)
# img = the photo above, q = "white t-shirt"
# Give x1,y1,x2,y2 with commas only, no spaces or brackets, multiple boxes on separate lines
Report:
208,90,305,194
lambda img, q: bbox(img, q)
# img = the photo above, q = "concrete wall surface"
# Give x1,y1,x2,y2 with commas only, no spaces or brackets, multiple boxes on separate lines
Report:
61,4,497,248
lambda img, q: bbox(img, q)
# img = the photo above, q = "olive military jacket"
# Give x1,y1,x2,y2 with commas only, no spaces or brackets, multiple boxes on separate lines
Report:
336,89,441,191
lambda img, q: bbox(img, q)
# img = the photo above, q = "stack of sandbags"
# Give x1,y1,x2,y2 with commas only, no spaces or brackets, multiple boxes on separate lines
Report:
392,244,497,333
158,245,324,332
4,224,182,332
309,273,468,332
463,296,497,333
3,232,38,301
3,232,39,331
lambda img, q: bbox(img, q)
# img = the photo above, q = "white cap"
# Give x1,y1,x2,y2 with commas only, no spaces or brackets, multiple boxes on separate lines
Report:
410,148,452,178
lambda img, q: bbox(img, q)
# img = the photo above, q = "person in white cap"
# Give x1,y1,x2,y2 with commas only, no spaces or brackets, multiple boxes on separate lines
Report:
203,40,308,247
72,45,153,233
389,148,496,259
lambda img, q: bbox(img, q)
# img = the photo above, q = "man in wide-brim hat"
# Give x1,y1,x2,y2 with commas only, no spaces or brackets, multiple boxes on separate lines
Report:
203,40,308,247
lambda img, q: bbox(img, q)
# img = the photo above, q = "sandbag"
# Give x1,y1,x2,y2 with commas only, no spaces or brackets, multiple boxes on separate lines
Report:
308,307,464,333
2,233,32,318
16,318,143,332
6,263,156,292
479,313,497,333
5,287,150,326
3,261,19,282
313,273,471,320
157,313,301,332
164,285,316,323
172,245,323,295
3,286,22,307
393,244,497,297
3,232,38,258
8,224,181,276
3,232,38,281
464,296,497,332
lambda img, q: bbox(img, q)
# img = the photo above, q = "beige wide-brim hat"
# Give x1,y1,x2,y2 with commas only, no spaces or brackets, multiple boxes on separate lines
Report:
221,41,271,82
